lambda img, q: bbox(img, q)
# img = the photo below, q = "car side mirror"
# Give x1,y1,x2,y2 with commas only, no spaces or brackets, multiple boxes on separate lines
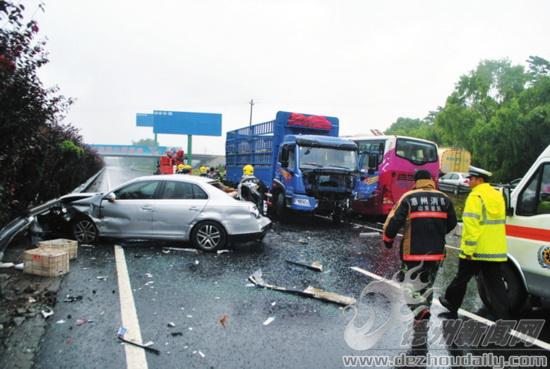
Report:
105,193,116,203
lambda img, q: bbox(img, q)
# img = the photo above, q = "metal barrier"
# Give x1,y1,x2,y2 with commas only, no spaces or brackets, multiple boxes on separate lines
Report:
0,167,105,260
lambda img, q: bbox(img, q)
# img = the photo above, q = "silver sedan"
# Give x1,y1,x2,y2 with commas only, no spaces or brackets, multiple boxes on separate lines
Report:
61,175,271,251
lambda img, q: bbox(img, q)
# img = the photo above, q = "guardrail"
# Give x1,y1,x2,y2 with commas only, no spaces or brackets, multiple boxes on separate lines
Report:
0,167,106,260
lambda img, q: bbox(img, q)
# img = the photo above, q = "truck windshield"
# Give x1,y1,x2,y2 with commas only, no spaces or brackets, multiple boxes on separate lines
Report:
299,146,357,170
395,138,437,165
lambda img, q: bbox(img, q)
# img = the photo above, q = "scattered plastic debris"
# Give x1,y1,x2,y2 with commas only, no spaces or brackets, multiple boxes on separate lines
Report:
14,263,24,270
188,327,193,331
170,332,183,337
41,309,54,319
219,314,228,328
161,249,170,254
248,269,355,306
194,260,199,265
80,244,94,248
143,341,154,347
0,262,14,268
359,232,380,238
28,297,37,304
165,247,198,253
145,273,153,278
286,259,323,272
198,351,205,358
263,317,275,326
144,281,154,286
117,326,128,336
245,283,255,288
186,315,192,318
64,295,83,303
96,276,107,281
271,302,276,306
56,319,65,324
217,249,231,255
298,239,308,245
76,318,93,326
167,322,175,327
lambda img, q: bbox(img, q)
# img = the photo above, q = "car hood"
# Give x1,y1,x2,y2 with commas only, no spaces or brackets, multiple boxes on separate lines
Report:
60,192,104,206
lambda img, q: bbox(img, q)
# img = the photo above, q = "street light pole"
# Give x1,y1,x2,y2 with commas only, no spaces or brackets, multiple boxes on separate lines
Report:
249,99,254,131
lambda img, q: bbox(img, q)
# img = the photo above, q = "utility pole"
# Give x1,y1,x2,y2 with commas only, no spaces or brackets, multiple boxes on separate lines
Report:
249,99,254,131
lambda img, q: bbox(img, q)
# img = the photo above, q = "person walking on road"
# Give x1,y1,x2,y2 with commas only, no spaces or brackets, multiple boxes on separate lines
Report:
383,170,458,322
439,166,512,319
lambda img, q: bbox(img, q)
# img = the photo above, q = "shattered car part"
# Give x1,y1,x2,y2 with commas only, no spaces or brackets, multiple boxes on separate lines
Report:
286,259,323,272
248,269,355,306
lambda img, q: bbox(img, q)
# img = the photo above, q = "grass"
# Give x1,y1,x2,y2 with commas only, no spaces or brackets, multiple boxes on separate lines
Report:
446,192,467,221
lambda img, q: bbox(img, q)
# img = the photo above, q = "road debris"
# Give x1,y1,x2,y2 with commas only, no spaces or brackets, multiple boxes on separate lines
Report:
217,249,231,255
143,341,154,347
41,309,54,319
194,260,199,265
145,273,153,278
286,259,323,272
248,269,355,306
167,322,175,327
117,326,160,355
359,232,380,238
218,314,228,328
298,238,308,245
170,332,183,337
96,276,107,281
263,317,275,326
56,320,66,324
64,295,83,303
76,317,93,326
198,351,205,358
161,248,170,254
14,263,24,270
164,247,198,253
0,262,15,268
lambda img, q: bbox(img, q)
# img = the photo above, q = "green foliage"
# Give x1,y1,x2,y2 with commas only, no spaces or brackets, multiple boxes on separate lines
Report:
386,56,550,183
0,1,103,226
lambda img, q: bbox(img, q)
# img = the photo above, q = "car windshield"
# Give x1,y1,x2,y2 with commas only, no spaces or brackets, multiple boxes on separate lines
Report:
395,138,438,164
299,146,357,170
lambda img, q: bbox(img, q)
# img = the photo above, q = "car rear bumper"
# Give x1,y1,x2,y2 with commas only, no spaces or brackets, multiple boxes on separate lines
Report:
229,221,272,243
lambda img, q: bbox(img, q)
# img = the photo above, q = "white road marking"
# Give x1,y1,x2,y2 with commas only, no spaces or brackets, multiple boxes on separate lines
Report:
115,245,148,369
351,266,550,351
106,168,112,191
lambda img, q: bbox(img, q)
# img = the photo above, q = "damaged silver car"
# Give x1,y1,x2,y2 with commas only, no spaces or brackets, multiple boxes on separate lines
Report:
59,175,271,251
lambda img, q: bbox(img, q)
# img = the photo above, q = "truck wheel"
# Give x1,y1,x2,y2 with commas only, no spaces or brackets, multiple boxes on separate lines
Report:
72,217,98,244
476,262,528,314
274,193,286,220
191,220,227,252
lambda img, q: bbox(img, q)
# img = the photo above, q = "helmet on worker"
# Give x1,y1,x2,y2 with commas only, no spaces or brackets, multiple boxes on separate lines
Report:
177,164,185,171
199,165,208,175
243,164,254,176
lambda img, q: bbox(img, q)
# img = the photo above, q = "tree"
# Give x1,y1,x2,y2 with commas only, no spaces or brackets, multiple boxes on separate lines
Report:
0,1,103,225
132,138,158,147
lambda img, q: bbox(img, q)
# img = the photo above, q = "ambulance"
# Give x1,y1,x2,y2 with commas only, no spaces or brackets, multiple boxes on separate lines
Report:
477,145,550,313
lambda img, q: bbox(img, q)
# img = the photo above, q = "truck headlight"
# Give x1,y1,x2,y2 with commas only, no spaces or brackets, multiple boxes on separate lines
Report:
294,198,310,207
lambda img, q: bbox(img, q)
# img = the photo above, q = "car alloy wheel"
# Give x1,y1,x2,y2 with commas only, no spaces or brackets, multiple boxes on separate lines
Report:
73,218,98,243
192,221,227,251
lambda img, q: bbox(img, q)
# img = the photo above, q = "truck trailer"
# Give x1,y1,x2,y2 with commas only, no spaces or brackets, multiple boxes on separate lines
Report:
226,111,358,222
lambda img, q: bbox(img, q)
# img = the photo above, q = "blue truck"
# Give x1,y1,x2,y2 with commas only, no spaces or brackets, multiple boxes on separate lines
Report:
226,111,358,222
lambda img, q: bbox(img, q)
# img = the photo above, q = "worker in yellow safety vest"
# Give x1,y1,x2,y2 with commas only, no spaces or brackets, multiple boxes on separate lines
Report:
439,166,511,319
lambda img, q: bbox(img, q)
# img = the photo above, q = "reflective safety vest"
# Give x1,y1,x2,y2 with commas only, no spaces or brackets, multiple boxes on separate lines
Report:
460,183,507,262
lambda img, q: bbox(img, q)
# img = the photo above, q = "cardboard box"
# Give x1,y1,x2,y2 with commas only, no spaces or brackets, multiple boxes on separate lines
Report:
38,238,78,260
23,248,69,277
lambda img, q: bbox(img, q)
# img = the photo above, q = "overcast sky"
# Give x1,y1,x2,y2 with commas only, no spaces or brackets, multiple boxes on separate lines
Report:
33,0,550,155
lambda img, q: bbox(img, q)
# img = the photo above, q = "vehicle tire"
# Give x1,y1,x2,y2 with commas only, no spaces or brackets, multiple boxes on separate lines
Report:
191,220,227,252
273,193,286,220
476,262,528,314
72,217,98,244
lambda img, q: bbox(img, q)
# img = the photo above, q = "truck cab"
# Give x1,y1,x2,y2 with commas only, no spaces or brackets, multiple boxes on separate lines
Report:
273,135,357,220
478,145,550,313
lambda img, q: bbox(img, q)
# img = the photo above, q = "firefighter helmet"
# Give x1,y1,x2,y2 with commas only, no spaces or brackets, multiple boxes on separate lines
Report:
199,165,208,174
177,164,185,171
243,164,254,176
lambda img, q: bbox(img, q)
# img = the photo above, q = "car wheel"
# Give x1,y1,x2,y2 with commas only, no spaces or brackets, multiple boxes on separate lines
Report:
72,217,98,244
476,262,528,315
191,221,227,252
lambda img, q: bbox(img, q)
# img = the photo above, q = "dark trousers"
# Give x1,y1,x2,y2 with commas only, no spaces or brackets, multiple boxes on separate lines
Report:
400,260,440,315
444,258,511,319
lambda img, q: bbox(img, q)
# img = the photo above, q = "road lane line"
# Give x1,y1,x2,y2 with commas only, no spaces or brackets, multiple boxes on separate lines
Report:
106,168,112,191
351,266,550,351
350,221,461,251
114,245,148,369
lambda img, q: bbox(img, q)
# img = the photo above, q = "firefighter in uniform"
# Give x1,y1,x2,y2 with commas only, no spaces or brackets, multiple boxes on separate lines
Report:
199,165,209,177
439,166,511,319
238,164,268,214
383,170,457,321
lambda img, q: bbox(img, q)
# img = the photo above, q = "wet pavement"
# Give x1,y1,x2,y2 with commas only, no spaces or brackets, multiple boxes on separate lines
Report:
10,160,550,368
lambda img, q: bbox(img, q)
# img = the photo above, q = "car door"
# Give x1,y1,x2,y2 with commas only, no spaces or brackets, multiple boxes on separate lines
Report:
152,180,209,239
99,180,161,238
